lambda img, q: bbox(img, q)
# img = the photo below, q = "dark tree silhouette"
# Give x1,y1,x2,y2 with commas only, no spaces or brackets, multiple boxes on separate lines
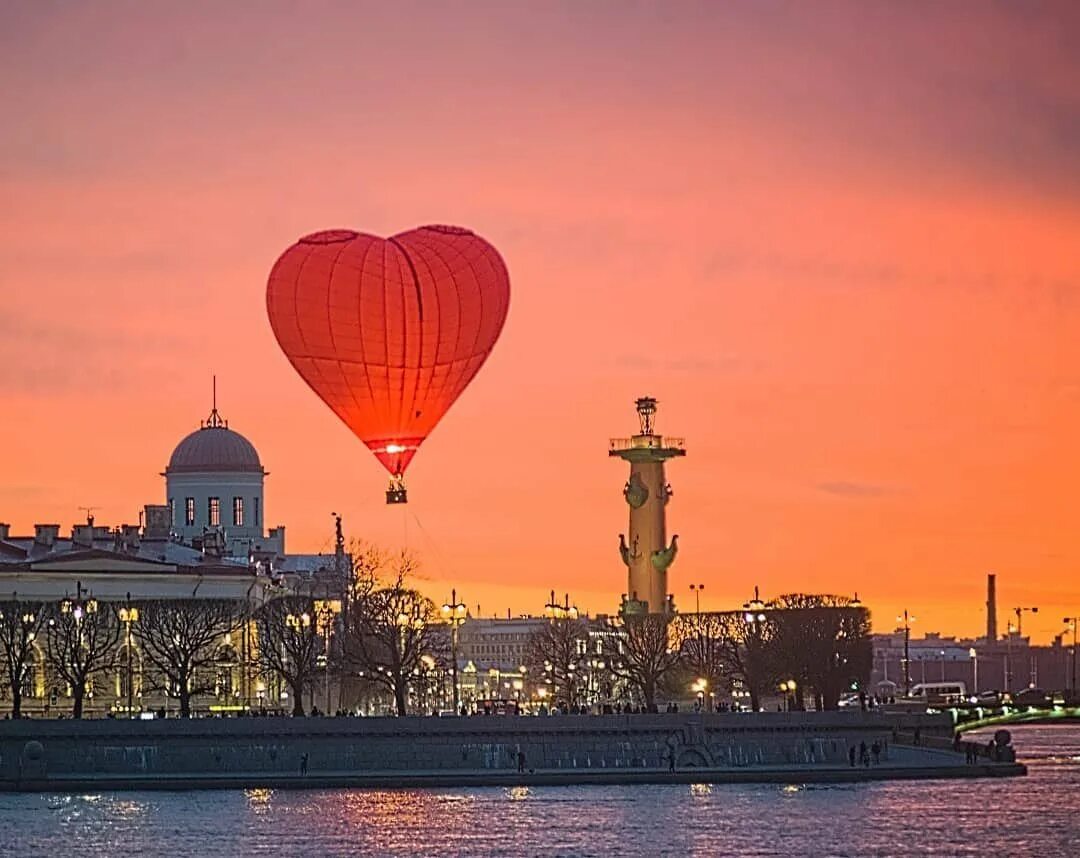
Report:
340,550,445,716
525,616,590,709
134,599,238,717
254,595,321,716
604,613,680,709
768,594,872,710
45,601,120,719
673,611,729,701
0,599,46,718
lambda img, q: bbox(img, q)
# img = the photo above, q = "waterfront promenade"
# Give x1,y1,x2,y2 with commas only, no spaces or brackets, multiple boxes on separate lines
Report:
0,711,1024,792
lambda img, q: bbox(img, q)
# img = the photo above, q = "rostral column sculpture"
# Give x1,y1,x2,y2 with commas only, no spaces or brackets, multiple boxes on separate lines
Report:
609,397,685,615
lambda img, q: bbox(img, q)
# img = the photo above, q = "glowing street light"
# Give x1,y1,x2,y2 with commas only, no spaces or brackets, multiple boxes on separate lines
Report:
897,610,915,697
118,592,140,718
441,588,467,712
545,590,579,621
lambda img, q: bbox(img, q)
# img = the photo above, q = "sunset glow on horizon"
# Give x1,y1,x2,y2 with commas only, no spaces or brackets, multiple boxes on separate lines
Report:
2,2,1079,643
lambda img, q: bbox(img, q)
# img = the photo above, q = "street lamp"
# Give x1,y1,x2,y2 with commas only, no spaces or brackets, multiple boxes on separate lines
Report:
896,610,915,697
545,590,579,621
1064,617,1079,697
779,679,797,711
118,593,140,718
743,585,765,614
689,584,705,615
440,588,467,713
313,598,342,715
969,647,978,696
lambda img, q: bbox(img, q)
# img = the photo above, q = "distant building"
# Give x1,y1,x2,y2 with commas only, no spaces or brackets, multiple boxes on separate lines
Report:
0,393,348,716
871,629,1072,696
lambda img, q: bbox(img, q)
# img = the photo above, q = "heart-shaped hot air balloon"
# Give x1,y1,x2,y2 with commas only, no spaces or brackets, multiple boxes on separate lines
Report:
266,225,510,503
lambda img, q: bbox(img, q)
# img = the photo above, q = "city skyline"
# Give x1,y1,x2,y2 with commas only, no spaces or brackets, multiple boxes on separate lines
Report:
2,2,1079,643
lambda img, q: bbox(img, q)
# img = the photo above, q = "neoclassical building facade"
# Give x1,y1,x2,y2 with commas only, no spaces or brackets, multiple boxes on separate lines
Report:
0,398,345,717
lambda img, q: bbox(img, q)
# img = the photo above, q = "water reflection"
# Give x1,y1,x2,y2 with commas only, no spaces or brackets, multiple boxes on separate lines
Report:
0,725,1073,857
245,788,274,814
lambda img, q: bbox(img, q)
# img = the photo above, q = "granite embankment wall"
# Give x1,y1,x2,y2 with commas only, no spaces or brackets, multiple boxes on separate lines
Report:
0,711,952,789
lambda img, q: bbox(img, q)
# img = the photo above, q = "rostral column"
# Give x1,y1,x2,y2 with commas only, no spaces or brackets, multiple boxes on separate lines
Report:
609,397,685,615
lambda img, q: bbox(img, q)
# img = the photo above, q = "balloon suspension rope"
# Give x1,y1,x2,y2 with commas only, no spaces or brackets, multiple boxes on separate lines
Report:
409,509,457,587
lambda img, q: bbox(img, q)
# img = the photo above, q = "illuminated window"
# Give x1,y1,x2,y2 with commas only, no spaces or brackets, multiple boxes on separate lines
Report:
185,498,195,526
233,497,244,527
209,497,221,527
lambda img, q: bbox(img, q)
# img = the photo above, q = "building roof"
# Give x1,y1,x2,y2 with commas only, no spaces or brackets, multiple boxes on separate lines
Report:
0,536,249,568
166,426,264,475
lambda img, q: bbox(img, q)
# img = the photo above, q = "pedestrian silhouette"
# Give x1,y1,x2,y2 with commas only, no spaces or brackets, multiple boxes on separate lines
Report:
300,753,308,776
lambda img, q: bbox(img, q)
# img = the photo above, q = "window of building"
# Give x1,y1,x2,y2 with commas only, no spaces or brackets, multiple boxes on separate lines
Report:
254,497,260,527
209,497,221,527
185,498,195,527
233,497,244,527
169,498,175,526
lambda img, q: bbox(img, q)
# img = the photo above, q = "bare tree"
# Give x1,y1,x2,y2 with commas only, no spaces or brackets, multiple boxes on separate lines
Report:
0,600,46,718
134,599,238,717
604,613,680,709
672,611,729,700
254,595,321,716
45,601,120,718
716,610,778,711
525,617,590,709
340,549,446,716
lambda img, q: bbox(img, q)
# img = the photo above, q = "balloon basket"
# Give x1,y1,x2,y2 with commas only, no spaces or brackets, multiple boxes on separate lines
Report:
386,477,408,505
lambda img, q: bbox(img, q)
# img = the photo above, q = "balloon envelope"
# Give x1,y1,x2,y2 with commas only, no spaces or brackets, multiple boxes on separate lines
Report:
266,225,510,477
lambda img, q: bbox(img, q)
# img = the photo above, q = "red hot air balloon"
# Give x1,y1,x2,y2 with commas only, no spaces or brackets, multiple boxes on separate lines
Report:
266,225,510,503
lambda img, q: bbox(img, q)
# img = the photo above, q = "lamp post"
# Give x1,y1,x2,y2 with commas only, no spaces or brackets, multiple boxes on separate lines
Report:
1005,621,1017,693
896,610,915,697
1064,617,1079,697
440,589,467,713
545,590,579,621
969,647,978,696
689,584,704,615
314,597,342,715
395,606,425,714
118,593,140,718
60,582,98,716
742,588,768,711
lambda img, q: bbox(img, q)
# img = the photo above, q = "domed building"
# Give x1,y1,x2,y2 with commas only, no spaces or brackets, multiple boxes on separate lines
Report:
164,404,266,547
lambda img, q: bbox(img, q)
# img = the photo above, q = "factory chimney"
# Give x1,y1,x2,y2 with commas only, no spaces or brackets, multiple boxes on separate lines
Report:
986,573,998,642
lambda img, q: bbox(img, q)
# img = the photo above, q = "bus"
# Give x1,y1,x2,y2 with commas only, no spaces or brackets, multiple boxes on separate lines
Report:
908,682,967,707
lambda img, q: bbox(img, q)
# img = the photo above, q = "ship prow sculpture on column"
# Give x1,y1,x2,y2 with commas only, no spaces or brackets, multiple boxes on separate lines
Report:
609,397,686,615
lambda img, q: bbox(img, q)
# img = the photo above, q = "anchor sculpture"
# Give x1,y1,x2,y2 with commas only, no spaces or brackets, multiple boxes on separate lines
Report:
619,533,642,567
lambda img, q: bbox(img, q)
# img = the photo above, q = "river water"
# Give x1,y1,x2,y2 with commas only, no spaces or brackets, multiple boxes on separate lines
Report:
0,724,1076,857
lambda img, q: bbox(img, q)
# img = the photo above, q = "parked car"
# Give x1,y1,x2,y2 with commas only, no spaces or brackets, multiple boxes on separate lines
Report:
1012,687,1051,707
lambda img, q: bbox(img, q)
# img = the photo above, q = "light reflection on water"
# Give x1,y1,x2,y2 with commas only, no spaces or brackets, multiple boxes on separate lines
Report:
0,725,1076,857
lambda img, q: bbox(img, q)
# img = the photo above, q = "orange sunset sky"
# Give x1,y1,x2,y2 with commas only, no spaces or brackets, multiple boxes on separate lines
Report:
1,2,1078,642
